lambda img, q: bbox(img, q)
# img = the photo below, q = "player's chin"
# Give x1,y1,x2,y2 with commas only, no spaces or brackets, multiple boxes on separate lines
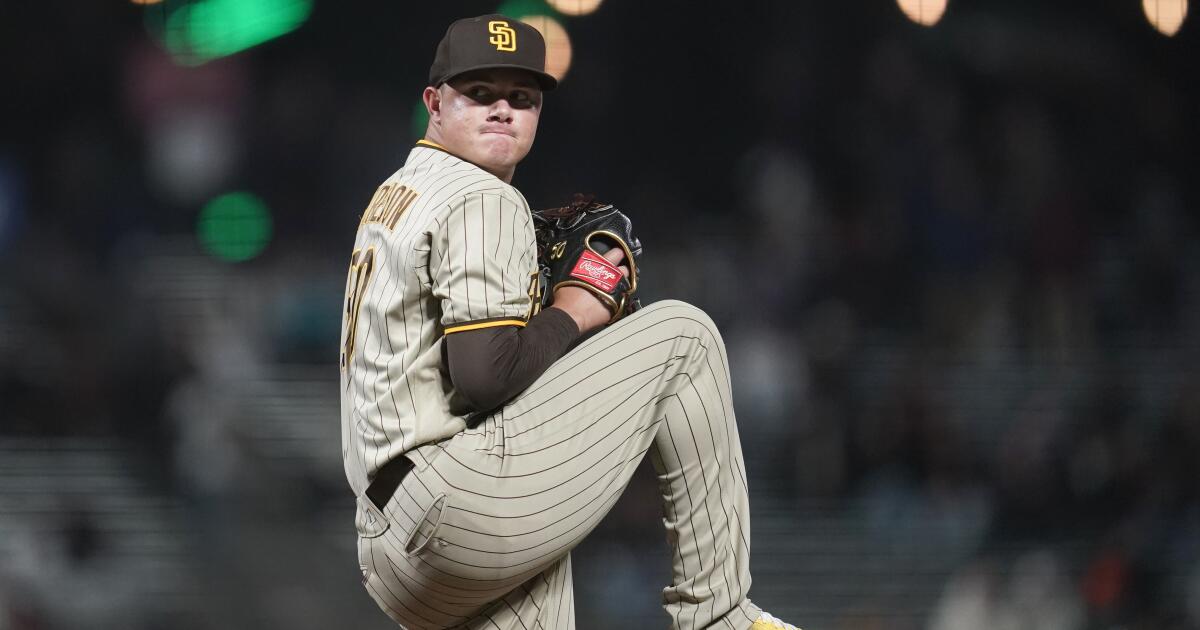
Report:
481,138,529,166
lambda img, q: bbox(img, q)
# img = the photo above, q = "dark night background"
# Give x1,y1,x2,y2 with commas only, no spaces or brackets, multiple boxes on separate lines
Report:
0,1,1197,628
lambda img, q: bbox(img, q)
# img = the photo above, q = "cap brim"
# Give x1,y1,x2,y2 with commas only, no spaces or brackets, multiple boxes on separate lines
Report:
440,64,558,91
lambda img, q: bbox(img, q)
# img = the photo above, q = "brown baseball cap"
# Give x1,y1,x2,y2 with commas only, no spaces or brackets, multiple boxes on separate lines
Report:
429,14,558,91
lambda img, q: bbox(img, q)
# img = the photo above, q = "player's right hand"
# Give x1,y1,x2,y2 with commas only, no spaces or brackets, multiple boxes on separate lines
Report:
551,248,628,333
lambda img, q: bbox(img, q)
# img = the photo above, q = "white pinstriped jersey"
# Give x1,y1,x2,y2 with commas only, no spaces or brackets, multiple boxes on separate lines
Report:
339,140,540,497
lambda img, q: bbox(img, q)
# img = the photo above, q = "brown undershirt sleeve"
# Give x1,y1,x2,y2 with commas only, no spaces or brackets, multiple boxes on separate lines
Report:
446,307,581,412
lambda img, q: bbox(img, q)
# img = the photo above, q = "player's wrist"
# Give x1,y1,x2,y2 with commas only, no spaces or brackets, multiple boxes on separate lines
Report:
549,305,585,334
549,289,608,333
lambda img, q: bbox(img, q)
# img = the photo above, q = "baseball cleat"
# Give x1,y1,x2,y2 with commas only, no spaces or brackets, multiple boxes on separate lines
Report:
751,612,802,630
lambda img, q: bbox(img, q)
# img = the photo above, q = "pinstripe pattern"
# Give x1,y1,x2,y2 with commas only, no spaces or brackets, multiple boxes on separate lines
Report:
356,301,763,629
343,145,765,629
340,144,539,499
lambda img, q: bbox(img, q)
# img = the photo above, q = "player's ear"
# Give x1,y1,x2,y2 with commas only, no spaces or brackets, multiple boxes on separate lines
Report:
422,86,442,121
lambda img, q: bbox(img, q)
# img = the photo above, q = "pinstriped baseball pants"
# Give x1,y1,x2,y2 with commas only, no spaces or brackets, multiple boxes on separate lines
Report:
357,300,764,629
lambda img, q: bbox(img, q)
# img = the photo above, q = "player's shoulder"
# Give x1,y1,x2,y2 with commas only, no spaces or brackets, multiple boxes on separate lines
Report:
438,180,530,218
401,148,519,203
386,142,478,192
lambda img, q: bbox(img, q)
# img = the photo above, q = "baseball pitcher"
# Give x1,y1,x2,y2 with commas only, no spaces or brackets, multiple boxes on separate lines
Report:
339,14,801,630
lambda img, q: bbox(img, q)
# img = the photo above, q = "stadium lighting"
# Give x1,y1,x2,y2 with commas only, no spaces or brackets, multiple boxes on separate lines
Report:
145,0,313,66
545,0,604,16
519,15,573,82
197,191,273,262
896,0,948,26
1143,0,1188,36
496,0,553,20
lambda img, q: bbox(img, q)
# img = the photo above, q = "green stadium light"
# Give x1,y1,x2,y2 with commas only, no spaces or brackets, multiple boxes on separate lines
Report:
145,0,313,66
496,0,556,19
197,191,273,262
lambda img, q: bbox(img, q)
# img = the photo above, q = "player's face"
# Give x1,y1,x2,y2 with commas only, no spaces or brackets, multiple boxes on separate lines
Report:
428,68,542,182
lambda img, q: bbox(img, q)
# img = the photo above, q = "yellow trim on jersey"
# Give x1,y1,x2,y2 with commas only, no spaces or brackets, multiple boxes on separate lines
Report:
444,319,528,334
417,139,448,151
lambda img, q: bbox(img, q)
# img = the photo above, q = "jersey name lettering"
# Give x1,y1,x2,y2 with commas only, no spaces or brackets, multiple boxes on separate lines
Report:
360,184,419,231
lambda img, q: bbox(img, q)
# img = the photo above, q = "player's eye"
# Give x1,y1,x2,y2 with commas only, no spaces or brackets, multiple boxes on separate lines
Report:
467,86,495,102
509,90,537,109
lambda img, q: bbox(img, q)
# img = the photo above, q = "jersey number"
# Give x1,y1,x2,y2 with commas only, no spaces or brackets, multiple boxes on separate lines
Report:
340,246,376,370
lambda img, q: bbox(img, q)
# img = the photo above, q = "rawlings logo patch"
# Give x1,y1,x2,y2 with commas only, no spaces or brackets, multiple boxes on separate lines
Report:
571,249,621,292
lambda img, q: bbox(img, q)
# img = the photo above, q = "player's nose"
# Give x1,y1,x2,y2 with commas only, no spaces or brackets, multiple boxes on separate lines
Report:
487,100,513,123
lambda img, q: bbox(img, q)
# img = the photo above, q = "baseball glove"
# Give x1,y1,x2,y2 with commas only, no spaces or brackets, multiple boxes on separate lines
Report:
533,195,642,323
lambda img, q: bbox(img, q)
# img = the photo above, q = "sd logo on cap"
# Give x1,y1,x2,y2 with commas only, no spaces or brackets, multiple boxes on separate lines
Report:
429,14,557,90
488,20,517,52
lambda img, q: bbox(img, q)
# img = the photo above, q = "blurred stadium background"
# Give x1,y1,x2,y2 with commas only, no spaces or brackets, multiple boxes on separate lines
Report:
1,0,1198,628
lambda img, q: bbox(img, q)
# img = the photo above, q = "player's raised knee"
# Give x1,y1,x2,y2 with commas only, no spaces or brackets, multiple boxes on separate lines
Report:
640,299,725,344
